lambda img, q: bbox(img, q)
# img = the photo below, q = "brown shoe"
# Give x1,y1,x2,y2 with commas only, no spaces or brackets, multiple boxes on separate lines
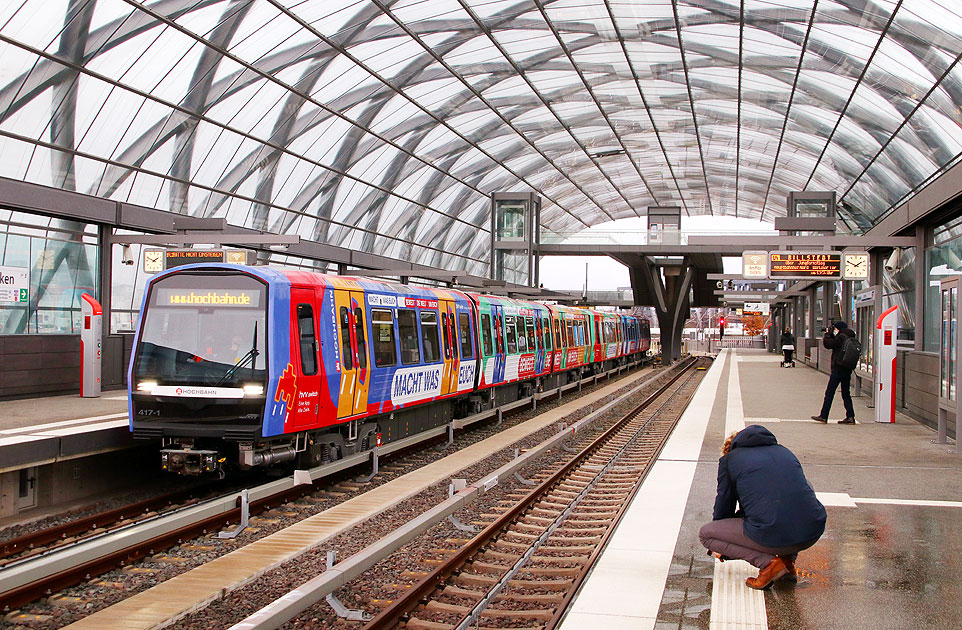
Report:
780,557,797,581
746,556,788,590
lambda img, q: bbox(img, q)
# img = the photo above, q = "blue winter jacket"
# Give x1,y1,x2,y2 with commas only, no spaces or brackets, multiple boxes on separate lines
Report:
713,425,826,548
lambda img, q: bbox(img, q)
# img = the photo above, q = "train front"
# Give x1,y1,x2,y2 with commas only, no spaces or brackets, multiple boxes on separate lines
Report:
128,265,275,475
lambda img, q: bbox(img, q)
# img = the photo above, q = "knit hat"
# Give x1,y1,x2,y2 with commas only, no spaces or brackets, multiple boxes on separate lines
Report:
833,321,848,330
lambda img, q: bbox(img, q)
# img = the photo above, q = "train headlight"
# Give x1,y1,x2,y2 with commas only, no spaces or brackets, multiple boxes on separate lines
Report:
243,384,264,396
137,381,157,392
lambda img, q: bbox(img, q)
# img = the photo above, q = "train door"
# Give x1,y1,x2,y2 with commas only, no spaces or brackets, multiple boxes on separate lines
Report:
291,288,321,429
334,290,370,418
440,299,460,395
492,304,506,383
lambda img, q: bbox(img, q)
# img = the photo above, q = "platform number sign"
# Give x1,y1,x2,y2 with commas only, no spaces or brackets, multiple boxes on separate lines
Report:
0,266,29,303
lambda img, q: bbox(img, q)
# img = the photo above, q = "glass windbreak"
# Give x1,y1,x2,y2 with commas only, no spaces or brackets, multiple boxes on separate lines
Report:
132,273,267,387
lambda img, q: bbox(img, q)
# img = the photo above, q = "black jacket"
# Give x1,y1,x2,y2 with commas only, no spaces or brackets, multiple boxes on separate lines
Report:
823,327,856,372
779,332,795,347
713,425,826,548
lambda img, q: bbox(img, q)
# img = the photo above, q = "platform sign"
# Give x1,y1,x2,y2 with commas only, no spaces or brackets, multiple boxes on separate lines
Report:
769,251,842,279
743,302,770,316
0,266,28,303
152,249,253,272
742,251,768,279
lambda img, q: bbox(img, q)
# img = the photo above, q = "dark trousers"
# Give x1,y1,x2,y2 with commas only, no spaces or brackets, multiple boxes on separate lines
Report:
782,349,793,363
820,368,855,419
699,518,818,568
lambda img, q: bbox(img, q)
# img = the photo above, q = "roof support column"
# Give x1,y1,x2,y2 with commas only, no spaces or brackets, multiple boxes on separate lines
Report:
630,257,693,364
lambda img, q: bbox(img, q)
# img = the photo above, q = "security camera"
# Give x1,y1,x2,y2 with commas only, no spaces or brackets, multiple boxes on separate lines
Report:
884,248,901,272
121,244,134,266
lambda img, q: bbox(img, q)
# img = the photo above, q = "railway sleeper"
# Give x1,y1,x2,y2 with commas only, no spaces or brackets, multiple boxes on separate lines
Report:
441,585,564,605
423,600,555,621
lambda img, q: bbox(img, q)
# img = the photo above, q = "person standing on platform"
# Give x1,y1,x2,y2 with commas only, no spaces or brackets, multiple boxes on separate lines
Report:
811,321,857,424
779,328,796,366
699,425,826,589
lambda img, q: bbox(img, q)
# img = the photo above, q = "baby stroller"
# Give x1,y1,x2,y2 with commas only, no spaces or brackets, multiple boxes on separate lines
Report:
781,344,796,368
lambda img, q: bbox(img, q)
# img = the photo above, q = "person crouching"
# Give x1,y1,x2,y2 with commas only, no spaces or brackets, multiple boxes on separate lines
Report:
699,425,826,589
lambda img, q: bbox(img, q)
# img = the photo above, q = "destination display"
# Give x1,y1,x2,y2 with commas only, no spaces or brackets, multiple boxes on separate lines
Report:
769,252,842,279
155,289,262,308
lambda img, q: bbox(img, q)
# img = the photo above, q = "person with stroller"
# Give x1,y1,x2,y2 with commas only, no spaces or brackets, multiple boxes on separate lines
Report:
780,328,796,367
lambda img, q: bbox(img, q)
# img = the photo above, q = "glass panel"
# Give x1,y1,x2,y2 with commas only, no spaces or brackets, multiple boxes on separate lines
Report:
952,287,957,401
480,312,493,356
525,317,535,351
458,312,473,359
505,315,518,354
354,307,367,370
339,306,353,371
496,201,526,240
372,309,396,368
398,309,420,365
420,310,440,363
132,273,266,387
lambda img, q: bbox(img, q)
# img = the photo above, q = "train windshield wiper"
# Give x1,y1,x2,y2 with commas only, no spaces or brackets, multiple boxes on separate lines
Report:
217,322,259,386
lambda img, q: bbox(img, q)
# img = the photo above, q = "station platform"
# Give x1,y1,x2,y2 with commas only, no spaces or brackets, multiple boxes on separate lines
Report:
560,348,962,630
0,392,133,474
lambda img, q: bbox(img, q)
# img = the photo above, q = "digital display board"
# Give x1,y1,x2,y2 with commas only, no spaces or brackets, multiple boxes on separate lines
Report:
155,289,261,307
165,249,226,267
769,252,842,279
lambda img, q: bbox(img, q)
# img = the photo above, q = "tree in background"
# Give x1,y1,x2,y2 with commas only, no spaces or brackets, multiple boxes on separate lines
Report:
742,314,766,337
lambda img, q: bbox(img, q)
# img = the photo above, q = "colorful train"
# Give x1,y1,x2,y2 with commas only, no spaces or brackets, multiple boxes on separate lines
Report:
128,264,652,475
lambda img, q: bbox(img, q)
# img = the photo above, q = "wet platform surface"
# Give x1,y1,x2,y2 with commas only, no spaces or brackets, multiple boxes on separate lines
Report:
562,349,962,630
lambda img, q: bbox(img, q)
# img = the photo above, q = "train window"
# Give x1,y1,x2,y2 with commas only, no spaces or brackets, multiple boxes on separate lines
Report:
495,315,505,354
543,317,552,351
339,307,353,371
372,309,396,367
398,309,420,365
420,311,440,363
459,312,474,359
441,312,450,359
555,319,563,349
516,319,526,351
480,313,493,356
566,320,573,346
595,319,601,344
505,316,518,353
297,304,318,376
354,307,367,370
525,317,536,351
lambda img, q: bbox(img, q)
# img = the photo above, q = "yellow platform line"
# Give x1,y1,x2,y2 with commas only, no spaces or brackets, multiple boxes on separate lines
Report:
64,368,655,630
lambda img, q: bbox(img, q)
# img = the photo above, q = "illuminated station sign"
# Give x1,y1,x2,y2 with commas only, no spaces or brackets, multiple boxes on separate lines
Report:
742,251,869,281
769,252,842,279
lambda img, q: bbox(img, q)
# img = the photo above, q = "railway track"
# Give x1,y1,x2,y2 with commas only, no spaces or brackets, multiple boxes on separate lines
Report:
361,357,705,630
0,484,221,566
0,359,654,619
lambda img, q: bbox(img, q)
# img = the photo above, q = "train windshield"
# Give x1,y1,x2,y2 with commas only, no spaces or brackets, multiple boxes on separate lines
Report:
133,273,268,388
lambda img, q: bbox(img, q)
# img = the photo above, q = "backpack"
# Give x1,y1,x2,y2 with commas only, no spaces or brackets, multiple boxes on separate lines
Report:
838,334,861,370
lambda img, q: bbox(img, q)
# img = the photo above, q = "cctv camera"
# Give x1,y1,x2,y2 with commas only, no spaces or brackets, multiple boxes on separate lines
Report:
884,249,901,272
121,244,134,266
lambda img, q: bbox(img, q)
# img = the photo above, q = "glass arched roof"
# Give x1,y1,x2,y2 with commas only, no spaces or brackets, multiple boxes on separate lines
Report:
2,0,962,276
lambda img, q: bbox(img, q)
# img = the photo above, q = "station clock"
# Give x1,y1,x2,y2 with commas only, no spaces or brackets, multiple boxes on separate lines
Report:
843,252,869,280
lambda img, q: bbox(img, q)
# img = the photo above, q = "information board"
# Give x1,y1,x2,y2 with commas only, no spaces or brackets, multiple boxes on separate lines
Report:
0,266,29,303
769,252,842,279
743,302,770,315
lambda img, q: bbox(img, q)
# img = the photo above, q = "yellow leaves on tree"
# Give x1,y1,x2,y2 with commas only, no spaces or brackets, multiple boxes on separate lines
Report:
742,314,767,338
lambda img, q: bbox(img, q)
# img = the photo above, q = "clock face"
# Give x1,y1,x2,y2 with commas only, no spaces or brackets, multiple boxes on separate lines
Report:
144,250,164,273
843,253,869,280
